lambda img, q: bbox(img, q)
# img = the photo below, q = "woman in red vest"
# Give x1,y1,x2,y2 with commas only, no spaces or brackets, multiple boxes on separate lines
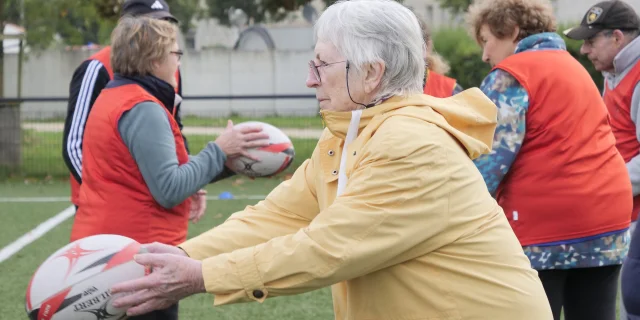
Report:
419,19,463,98
467,0,632,319
63,0,187,212
69,16,268,320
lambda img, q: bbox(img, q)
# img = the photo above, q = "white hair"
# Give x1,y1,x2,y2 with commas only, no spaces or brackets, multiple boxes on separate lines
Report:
314,0,426,101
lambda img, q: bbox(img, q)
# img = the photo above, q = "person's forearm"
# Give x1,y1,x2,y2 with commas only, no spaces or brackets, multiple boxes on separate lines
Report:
118,102,227,208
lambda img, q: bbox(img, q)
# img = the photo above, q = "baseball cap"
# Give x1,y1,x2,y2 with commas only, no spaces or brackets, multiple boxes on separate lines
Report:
121,0,178,24
564,0,640,40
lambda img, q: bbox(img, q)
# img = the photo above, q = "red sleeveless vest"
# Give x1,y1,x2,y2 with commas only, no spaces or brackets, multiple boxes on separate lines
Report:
424,70,457,98
69,47,181,206
70,84,191,245
494,50,631,246
603,60,640,221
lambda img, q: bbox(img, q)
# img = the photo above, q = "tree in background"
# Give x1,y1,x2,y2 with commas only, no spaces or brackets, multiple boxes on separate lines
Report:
435,0,472,14
206,0,349,27
206,0,312,26
3,0,108,50
1,0,204,50
96,0,204,34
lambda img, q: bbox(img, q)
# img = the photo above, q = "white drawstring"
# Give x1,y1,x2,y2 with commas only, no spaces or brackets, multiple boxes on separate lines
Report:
337,109,363,197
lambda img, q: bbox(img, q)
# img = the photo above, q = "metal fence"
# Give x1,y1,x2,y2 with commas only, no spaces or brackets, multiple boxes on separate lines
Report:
0,95,323,181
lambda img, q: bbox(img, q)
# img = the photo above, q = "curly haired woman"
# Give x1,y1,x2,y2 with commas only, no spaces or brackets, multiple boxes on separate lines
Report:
468,0,632,319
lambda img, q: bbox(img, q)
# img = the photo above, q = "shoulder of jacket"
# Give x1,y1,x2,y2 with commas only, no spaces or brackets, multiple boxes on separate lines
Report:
370,111,442,150
376,105,437,129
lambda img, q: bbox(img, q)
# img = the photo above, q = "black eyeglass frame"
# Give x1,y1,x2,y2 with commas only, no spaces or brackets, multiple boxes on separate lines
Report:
170,50,184,61
308,60,377,108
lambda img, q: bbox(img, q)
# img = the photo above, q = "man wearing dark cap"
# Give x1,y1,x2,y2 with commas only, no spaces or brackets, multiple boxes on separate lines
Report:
565,1,640,319
62,0,188,214
61,1,185,318
121,0,179,22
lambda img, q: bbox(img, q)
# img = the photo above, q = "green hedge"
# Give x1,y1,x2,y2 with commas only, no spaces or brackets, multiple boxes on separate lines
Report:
432,27,604,90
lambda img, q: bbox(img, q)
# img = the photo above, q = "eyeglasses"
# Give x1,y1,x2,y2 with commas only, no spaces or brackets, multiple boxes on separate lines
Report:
308,60,347,83
170,50,184,61
308,59,372,108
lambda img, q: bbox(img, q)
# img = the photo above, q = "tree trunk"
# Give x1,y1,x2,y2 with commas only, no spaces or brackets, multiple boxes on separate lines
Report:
0,0,22,168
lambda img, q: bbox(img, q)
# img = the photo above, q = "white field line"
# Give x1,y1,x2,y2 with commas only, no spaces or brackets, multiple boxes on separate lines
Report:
0,195,267,264
0,205,76,264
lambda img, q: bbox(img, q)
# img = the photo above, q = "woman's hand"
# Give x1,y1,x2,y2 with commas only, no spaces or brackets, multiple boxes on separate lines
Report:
111,253,205,316
215,120,269,161
189,189,207,223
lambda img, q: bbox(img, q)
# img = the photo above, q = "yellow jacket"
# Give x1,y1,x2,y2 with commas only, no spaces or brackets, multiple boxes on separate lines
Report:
180,89,553,320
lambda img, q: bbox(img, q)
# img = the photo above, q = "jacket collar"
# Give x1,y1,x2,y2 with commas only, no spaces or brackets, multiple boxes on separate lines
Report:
320,95,423,140
109,74,178,112
612,36,640,75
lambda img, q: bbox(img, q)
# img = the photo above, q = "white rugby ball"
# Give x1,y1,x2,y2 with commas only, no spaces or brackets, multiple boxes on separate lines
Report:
25,234,148,320
227,121,295,178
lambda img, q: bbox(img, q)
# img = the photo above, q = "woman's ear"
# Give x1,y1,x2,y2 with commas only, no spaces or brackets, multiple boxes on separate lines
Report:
511,26,521,43
151,59,161,73
364,61,385,94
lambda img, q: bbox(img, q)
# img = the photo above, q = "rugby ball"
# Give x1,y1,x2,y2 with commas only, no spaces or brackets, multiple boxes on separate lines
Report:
227,121,295,178
25,234,148,320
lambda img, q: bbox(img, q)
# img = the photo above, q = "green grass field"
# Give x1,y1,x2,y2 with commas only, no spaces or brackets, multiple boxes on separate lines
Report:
0,124,332,319
0,178,335,319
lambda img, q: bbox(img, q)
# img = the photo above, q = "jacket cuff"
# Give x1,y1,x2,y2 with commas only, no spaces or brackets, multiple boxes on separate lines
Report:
201,248,269,306
177,240,207,261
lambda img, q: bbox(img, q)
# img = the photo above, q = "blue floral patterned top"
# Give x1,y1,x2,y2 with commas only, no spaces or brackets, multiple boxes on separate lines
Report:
452,83,464,96
473,32,629,270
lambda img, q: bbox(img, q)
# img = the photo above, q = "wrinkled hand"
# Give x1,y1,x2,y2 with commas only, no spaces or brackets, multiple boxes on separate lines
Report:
142,242,189,257
111,253,205,316
189,189,207,223
215,120,269,161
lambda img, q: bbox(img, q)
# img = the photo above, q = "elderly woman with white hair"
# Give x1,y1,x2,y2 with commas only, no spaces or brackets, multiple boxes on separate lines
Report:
111,0,553,318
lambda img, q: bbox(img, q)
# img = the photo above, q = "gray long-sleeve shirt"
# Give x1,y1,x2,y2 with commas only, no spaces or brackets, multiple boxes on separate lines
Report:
118,101,227,209
604,36,640,196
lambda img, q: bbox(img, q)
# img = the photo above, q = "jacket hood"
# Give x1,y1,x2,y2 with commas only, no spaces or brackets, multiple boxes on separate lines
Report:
319,88,497,159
